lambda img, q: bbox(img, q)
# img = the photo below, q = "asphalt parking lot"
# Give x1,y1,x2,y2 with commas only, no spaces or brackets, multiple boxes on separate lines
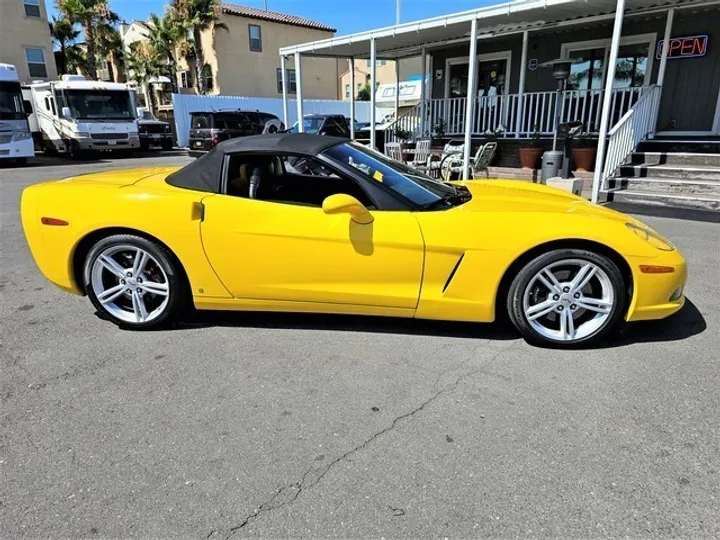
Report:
1,154,719,538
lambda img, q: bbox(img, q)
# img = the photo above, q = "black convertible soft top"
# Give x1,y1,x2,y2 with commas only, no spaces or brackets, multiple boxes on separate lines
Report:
166,133,347,193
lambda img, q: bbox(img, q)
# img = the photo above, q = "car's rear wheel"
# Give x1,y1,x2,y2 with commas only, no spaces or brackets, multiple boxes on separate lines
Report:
84,234,186,329
507,249,627,347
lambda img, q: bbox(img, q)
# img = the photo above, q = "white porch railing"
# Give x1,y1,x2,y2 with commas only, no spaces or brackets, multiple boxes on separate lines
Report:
601,85,662,192
385,86,650,144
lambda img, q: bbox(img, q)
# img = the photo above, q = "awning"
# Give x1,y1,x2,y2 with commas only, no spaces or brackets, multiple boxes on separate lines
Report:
279,0,716,60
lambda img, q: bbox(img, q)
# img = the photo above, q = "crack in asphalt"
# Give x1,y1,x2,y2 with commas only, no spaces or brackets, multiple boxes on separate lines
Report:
220,342,516,539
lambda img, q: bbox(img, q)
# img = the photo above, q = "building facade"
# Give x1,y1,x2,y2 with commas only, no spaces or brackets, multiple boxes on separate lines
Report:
338,58,423,101
176,3,338,99
0,0,58,83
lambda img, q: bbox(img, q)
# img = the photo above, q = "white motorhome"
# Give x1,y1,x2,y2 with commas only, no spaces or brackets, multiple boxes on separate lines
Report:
26,75,139,157
0,63,34,165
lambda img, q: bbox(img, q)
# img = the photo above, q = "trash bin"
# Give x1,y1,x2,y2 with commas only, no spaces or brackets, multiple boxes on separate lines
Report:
541,150,564,182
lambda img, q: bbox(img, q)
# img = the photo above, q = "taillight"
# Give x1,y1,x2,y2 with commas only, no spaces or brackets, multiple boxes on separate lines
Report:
41,217,69,226
212,137,220,145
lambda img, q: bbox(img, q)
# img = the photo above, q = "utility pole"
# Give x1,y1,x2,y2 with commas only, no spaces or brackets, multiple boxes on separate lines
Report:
396,0,400,24
264,1,268,10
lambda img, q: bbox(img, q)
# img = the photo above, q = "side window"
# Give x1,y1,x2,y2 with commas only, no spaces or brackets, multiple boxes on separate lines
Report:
224,153,374,209
49,97,56,116
44,97,50,111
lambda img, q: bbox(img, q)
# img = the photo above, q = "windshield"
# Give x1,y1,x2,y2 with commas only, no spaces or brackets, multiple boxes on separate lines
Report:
0,81,25,120
323,142,458,208
289,117,324,134
63,89,134,120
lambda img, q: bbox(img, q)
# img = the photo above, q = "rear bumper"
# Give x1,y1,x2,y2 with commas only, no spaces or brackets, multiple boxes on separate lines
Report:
626,249,688,322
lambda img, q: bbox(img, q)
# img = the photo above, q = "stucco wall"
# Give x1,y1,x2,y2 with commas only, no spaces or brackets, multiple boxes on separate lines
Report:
208,13,337,99
0,0,57,83
338,57,423,100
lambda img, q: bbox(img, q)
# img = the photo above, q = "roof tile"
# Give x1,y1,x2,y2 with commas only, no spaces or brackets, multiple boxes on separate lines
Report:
221,3,336,32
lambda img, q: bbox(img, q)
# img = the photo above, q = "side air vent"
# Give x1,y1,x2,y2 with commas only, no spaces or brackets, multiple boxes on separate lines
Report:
442,253,465,294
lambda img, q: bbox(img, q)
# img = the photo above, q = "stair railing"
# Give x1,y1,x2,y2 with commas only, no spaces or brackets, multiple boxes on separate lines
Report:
601,85,661,192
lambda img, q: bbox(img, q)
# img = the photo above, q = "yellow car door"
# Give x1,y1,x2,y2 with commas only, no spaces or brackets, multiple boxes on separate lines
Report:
200,194,424,310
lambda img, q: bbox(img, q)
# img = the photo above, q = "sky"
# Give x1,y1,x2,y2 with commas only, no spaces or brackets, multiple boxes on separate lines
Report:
47,0,506,35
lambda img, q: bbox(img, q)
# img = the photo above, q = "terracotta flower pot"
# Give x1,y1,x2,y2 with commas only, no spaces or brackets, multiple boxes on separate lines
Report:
572,147,597,172
519,147,542,169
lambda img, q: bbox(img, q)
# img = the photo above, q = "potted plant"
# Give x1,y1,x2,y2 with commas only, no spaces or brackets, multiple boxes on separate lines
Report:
571,130,597,172
431,118,446,147
393,127,414,158
518,125,542,169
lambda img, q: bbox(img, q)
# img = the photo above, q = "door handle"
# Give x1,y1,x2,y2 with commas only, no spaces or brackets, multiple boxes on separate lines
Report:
193,201,205,222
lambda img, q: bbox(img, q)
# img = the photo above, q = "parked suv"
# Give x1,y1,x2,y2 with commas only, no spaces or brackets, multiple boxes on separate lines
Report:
288,114,350,137
138,110,173,151
188,110,283,157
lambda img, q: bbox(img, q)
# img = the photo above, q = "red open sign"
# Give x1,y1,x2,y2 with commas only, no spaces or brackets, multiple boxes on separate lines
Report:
655,35,709,59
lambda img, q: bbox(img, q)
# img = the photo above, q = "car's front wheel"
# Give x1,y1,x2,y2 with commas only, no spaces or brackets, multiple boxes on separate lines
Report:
84,234,186,329
507,249,627,347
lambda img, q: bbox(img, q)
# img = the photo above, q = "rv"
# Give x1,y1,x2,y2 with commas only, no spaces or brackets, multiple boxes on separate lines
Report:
0,63,34,165
26,75,139,157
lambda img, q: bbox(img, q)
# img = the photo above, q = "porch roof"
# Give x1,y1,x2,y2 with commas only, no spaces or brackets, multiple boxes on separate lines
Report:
278,0,716,60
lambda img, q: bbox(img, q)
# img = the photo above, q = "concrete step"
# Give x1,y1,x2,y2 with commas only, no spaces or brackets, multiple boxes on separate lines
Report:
617,163,720,181
629,151,720,167
637,140,720,154
608,190,720,212
605,176,720,196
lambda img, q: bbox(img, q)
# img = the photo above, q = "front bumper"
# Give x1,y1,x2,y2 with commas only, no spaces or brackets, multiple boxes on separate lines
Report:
140,133,173,144
626,248,688,322
75,139,140,151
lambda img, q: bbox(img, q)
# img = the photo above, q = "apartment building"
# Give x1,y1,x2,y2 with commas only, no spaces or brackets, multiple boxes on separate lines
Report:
176,3,338,98
0,0,58,83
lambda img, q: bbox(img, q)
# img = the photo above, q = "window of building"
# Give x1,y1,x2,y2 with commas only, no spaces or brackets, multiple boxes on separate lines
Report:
365,59,387,67
276,68,296,94
563,36,654,90
180,70,193,88
25,48,47,78
24,0,41,17
345,84,350,98
203,65,214,91
249,24,262,52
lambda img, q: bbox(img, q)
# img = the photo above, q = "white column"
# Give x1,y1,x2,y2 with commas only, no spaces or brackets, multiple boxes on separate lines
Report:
591,0,625,204
349,58,356,140
394,60,400,124
515,30,529,138
419,46,427,136
462,18,479,180
653,8,674,135
295,51,304,132
280,55,289,129
370,37,377,149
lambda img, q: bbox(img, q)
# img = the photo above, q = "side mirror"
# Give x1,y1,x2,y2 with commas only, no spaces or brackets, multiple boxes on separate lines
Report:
322,194,373,224
136,107,145,119
61,106,72,119
23,100,33,116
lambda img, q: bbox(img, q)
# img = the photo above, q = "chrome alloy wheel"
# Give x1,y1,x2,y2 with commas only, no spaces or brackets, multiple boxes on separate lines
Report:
522,259,615,343
90,245,170,324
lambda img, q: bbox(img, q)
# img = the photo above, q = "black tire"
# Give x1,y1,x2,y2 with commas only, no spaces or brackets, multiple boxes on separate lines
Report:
140,140,150,151
64,139,84,160
161,139,173,151
506,248,627,348
83,234,187,330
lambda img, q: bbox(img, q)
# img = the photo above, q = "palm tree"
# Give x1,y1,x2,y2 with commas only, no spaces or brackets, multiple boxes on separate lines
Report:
96,23,123,82
65,44,88,76
172,0,227,94
124,41,163,115
146,10,187,93
57,0,119,80
49,16,80,74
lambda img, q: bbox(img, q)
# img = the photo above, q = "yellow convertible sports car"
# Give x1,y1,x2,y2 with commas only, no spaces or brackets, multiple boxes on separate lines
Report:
21,133,687,347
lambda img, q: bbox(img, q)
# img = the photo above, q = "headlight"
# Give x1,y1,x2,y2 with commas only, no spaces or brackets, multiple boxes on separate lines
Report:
75,132,90,139
14,130,32,140
625,222,675,251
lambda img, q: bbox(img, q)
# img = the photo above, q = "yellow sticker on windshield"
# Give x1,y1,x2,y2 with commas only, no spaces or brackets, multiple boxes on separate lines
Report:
373,170,384,182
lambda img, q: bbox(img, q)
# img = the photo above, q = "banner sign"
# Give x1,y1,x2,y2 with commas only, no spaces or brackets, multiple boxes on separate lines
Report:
655,35,709,59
